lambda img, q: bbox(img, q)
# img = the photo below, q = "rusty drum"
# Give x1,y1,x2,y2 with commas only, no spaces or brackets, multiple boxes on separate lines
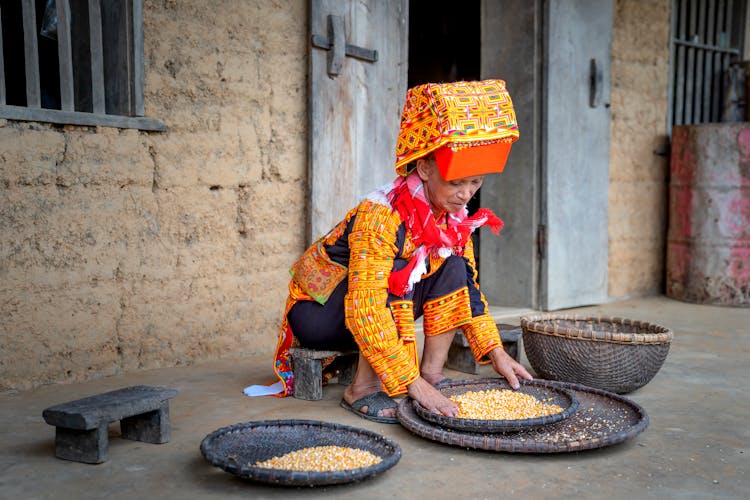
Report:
667,123,750,306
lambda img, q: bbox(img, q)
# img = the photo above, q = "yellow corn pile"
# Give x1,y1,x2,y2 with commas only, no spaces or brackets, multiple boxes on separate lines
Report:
254,445,382,472
450,389,564,420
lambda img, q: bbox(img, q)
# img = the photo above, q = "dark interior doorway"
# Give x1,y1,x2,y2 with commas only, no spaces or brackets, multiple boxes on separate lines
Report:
408,0,483,259
407,0,480,88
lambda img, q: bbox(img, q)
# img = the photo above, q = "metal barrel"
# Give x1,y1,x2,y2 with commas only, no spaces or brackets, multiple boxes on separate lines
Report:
667,123,750,306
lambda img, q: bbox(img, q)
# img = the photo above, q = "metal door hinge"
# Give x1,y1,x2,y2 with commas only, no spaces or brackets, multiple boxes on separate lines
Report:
311,15,378,77
537,224,547,260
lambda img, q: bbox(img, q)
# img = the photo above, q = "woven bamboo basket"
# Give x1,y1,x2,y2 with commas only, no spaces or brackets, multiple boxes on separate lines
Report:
521,315,673,394
413,378,579,433
397,380,649,453
200,420,401,486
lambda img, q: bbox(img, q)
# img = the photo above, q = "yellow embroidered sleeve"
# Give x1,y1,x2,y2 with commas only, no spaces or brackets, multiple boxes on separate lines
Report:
344,201,420,395
461,238,504,360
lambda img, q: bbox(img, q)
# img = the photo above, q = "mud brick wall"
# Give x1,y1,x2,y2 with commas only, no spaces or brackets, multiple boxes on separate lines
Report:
0,1,308,391
1,0,675,391
608,0,671,298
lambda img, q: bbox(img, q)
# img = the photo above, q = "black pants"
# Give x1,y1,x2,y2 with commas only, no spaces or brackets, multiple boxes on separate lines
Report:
287,255,473,351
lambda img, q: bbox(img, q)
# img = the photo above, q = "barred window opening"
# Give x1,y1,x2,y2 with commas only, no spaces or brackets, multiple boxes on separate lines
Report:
669,0,748,132
0,0,164,131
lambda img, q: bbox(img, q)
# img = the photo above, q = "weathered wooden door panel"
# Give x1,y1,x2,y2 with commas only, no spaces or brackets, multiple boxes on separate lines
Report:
542,0,613,309
309,0,408,241
480,0,542,308
479,0,612,310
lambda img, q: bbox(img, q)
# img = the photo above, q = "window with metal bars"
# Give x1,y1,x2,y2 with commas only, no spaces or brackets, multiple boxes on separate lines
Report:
0,0,164,131
669,0,748,132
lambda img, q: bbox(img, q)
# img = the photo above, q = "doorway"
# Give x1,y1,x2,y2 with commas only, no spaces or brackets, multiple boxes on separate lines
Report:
408,1,480,87
407,0,613,311
407,0,484,265
308,0,612,312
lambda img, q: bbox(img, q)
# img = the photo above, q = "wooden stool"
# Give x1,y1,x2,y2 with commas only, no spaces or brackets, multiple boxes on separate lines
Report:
445,324,523,374
289,347,358,401
42,385,178,464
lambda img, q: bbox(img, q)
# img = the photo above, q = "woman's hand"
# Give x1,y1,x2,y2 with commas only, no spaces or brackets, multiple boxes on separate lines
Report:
407,377,458,417
488,347,533,389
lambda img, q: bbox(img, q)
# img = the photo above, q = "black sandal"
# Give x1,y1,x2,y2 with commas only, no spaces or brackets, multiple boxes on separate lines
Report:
340,391,399,424
434,377,453,387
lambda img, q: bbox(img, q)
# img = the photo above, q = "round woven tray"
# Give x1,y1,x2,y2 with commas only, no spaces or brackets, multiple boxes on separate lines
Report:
200,419,401,486
413,378,579,432
521,315,673,394
397,379,648,453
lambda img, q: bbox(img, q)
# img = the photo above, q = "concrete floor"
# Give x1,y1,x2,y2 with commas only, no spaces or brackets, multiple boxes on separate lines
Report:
1,296,748,499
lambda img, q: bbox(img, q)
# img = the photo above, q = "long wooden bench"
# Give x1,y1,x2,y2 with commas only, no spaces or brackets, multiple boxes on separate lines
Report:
42,385,178,464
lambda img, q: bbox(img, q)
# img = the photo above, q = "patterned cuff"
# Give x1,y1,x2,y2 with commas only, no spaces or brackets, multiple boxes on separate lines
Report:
422,287,473,336
365,343,420,396
462,314,503,360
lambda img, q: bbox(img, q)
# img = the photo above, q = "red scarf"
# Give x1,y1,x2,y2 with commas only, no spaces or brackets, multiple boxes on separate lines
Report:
385,172,503,296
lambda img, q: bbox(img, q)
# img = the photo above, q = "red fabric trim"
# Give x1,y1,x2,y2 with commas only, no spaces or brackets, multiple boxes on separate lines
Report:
386,172,503,296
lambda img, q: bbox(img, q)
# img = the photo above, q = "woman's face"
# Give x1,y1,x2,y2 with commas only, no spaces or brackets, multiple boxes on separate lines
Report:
416,156,484,215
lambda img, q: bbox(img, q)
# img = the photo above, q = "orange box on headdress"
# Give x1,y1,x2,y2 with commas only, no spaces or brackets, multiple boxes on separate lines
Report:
433,140,513,181
395,79,520,179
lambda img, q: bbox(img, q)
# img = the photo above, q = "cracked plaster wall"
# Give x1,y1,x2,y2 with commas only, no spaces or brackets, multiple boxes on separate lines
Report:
1,0,308,391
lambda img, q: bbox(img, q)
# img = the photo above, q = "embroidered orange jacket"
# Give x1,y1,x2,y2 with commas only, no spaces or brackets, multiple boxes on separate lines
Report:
273,198,503,397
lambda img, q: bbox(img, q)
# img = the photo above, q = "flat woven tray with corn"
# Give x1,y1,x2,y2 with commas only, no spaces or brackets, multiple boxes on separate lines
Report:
200,420,401,486
398,379,649,453
413,378,579,433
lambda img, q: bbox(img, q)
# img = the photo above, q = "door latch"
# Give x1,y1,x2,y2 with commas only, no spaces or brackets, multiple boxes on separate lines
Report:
589,58,603,108
311,15,378,77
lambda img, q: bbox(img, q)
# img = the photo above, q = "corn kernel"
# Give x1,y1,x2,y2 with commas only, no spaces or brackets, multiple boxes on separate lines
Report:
450,389,564,420
253,445,382,472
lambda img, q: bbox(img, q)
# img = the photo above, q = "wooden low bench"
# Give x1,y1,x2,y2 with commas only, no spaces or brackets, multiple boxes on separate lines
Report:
446,324,523,374
289,347,358,401
42,385,178,464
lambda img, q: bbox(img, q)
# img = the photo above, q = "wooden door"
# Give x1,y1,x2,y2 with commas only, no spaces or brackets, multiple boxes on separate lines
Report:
480,0,612,310
309,0,408,241
480,0,542,309
541,0,613,310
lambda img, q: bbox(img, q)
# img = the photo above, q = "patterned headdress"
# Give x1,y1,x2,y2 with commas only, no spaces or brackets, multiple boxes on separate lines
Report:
395,79,519,180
